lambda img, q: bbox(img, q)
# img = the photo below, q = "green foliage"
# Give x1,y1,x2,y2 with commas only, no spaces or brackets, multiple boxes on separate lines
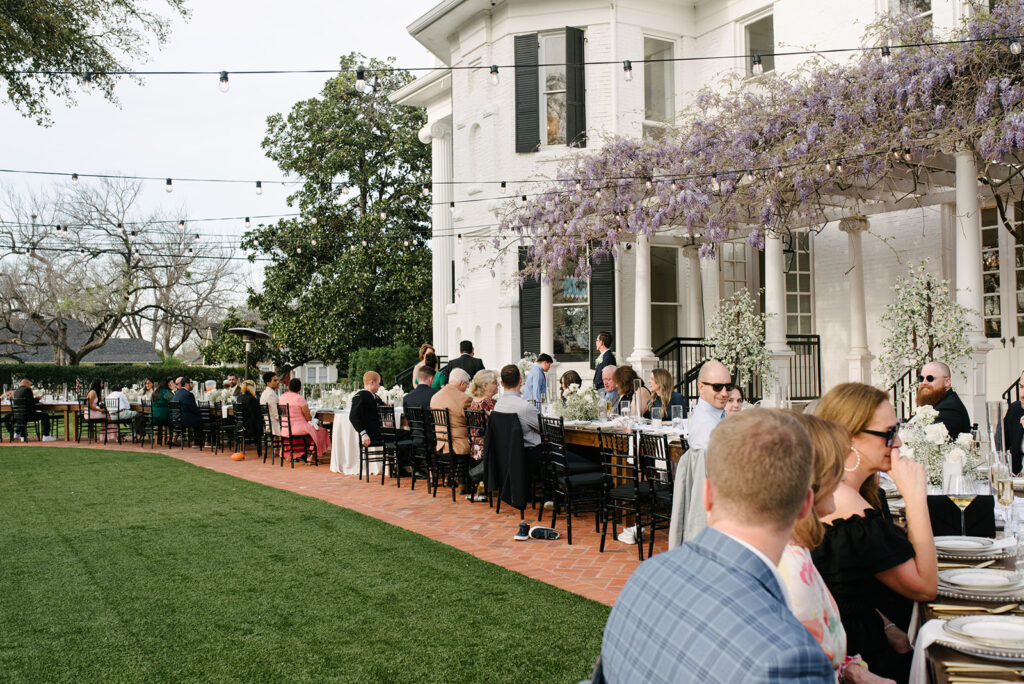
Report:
198,309,276,374
348,344,419,389
0,363,243,391
0,448,609,682
243,53,432,371
702,288,775,387
0,1,189,124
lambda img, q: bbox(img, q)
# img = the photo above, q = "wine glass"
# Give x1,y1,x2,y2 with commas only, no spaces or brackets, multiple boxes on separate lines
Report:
945,470,979,536
993,463,1015,537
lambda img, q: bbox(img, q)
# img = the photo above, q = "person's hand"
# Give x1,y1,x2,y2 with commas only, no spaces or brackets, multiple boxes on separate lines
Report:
844,664,896,684
888,450,928,502
1018,414,1024,429
884,624,912,654
361,434,370,447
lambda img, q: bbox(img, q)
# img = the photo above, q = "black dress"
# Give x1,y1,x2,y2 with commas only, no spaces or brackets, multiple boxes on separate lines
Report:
811,508,915,683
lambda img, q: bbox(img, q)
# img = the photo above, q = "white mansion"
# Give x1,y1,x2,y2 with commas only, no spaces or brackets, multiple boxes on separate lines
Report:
392,0,1016,423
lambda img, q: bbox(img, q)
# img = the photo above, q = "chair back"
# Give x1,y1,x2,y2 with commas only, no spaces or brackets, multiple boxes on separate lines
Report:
464,409,487,459
104,398,120,417
405,405,427,445
430,407,452,455
233,400,247,433
540,415,569,476
140,399,152,416
377,405,398,447
260,403,274,433
198,401,215,428
598,429,641,493
483,412,529,510
279,402,294,437
637,433,673,492
169,400,183,428
10,396,30,421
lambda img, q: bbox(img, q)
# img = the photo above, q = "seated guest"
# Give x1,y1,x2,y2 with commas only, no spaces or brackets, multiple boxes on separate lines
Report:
234,380,264,456
105,387,138,423
916,360,971,439
279,378,329,459
725,385,744,415
151,377,174,427
404,366,439,413
644,368,683,419
86,379,108,421
259,372,281,437
1005,368,1024,474
171,378,203,437
559,369,582,398
780,413,890,684
469,369,499,417
523,353,553,403
601,408,832,683
6,378,56,441
600,365,618,405
142,378,155,401
815,383,937,683
688,360,733,450
225,374,241,396
430,368,473,457
412,343,435,388
492,364,541,456
349,371,384,447
613,365,651,417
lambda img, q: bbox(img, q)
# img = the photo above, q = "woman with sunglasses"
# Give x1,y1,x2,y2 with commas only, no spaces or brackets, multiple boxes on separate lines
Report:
813,383,936,684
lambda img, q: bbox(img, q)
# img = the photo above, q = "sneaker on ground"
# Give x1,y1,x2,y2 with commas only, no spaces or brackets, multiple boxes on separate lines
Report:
529,526,560,540
543,500,555,510
12,433,24,442
513,521,530,541
617,525,638,545
42,435,58,442
472,493,488,502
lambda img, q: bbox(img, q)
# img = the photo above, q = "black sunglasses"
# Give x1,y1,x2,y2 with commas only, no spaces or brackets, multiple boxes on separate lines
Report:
862,425,900,447
700,382,736,392
917,374,940,383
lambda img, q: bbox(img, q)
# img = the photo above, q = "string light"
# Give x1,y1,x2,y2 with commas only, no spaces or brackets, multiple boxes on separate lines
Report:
752,54,764,75
645,177,653,189
490,65,499,85
311,238,317,246
244,217,250,229
82,71,92,93
165,178,173,193
500,181,507,192
296,246,301,254
449,201,455,214
117,222,124,230
836,159,844,173
881,45,892,65
710,172,719,192
404,239,409,246
421,184,429,196
361,239,367,246
745,170,754,182
71,173,78,184
825,160,832,172
194,233,200,242
776,168,784,179
521,195,527,205
622,60,633,81
457,233,462,244
310,217,317,225
379,210,386,220
575,180,583,192
355,68,367,93
1011,37,1022,55
218,71,230,93
255,180,263,195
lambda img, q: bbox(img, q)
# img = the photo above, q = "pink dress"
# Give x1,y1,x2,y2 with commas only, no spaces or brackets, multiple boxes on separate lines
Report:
278,392,330,456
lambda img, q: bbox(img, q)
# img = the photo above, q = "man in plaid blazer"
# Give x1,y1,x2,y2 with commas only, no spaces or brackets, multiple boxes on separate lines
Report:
601,409,833,683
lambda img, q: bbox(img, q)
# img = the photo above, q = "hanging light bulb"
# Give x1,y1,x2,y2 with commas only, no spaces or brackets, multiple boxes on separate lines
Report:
404,239,409,246
82,71,93,93
421,184,429,196
622,60,633,81
825,160,832,172
244,217,251,229
341,183,349,193
165,178,173,193
311,238,317,246
296,246,302,254
178,220,185,229
310,217,317,226
711,172,720,192
670,180,678,191
500,181,507,193
904,148,913,162
361,239,367,246
194,233,200,242
379,210,386,220
575,179,583,192
129,230,137,241
836,159,844,173
218,71,230,93
880,45,892,65
449,201,456,214
752,54,764,75
745,169,754,182
645,177,653,189
595,188,602,199
55,224,62,233
355,67,367,93
71,173,79,184
188,246,194,255
117,222,124,230
1011,37,1022,55
521,195,528,205
255,180,263,195
457,233,463,244
490,65,500,86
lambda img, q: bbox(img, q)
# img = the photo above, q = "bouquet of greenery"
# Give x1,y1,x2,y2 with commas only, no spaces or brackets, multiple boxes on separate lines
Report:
556,383,603,421
898,404,979,486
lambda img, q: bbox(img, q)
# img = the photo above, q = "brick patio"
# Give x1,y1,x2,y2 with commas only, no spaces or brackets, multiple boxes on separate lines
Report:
6,440,665,606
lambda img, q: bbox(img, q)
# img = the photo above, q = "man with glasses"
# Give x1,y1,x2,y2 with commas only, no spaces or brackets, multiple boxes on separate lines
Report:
688,359,733,451
916,360,971,439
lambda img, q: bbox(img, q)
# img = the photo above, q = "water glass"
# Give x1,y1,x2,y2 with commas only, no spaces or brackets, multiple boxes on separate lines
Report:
619,400,630,418
650,407,662,427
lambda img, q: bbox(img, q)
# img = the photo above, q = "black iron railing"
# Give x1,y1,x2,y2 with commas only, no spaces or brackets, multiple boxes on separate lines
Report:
888,367,917,423
1003,377,1021,406
394,355,448,389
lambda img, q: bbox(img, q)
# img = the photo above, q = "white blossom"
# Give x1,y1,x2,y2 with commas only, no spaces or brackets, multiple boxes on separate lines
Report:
925,422,949,445
946,447,965,464
702,288,775,387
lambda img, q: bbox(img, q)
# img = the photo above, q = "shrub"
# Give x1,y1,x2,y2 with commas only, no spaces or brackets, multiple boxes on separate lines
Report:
0,363,246,392
347,344,419,390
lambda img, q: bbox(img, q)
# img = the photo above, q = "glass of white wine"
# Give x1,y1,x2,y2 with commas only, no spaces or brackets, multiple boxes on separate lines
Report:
946,470,979,536
994,463,1015,537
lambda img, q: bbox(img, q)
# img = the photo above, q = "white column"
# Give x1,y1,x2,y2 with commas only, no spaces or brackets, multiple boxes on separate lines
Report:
683,244,703,337
627,234,659,377
426,119,454,357
540,277,554,355
955,150,993,426
839,217,874,383
763,234,794,408
699,250,721,333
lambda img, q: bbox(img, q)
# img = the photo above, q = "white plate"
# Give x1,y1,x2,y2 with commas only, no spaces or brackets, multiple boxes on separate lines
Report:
945,615,1024,649
939,568,1023,591
935,536,996,553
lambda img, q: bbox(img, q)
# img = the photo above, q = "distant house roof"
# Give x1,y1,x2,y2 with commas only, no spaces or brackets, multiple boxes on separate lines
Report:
0,319,161,364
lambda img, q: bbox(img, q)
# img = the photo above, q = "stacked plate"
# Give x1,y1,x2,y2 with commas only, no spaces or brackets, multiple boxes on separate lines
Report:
938,567,1024,602
941,615,1024,661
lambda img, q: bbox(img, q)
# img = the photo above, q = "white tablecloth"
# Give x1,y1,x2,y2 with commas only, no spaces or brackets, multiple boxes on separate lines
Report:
321,407,403,476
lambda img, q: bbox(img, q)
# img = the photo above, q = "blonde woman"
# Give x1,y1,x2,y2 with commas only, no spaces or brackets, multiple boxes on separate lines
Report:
645,368,683,419
468,369,499,418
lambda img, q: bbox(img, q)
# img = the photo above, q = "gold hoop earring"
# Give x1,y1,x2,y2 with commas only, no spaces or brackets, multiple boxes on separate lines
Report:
845,446,863,473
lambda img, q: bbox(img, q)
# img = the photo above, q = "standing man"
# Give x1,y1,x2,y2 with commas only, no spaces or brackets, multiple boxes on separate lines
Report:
440,340,484,386
349,371,384,448
260,371,281,437
5,378,56,441
601,409,831,683
592,331,616,388
688,360,733,451
522,353,553,403
916,360,971,439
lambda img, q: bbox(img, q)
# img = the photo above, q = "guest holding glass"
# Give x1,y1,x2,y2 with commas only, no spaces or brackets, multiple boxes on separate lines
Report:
279,378,330,461
814,383,936,684
469,369,499,417
412,344,435,388
644,368,683,419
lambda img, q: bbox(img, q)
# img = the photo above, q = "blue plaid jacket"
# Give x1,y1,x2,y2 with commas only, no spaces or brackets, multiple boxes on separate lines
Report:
601,527,833,684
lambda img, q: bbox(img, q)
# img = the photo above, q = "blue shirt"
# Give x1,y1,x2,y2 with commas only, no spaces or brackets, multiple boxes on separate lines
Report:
688,397,725,451
522,363,547,403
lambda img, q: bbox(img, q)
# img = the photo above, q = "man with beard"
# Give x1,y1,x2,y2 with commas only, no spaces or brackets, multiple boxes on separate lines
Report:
917,361,971,439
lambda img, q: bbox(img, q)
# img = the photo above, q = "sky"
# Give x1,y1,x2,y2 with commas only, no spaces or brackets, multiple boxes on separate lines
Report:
0,0,435,292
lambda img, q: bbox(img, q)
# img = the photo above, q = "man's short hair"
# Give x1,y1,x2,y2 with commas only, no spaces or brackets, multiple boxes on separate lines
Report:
262,371,277,384
180,377,192,386
175,376,184,385
500,364,520,389
362,371,380,385
227,374,237,381
537,353,553,364
417,365,436,382
449,368,471,385
19,377,31,385
597,331,612,348
459,340,473,354
706,408,812,528
602,365,617,378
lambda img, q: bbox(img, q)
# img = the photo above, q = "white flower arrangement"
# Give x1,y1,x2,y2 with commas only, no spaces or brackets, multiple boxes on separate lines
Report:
899,404,979,486
205,388,235,404
376,384,406,406
320,388,354,410
555,383,603,421
121,385,144,402
702,288,775,387
517,353,538,383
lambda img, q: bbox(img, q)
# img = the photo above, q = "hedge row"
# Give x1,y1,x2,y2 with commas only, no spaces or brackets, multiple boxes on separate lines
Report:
0,363,246,391
347,344,419,390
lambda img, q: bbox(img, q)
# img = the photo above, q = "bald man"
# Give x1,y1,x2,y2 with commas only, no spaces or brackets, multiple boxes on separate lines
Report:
917,360,971,439
688,360,734,451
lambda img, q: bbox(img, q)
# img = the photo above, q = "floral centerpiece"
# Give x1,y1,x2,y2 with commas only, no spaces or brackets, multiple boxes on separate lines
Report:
376,384,406,406
320,388,354,410
517,353,538,382
898,405,979,486
121,385,143,402
555,383,603,422
205,388,236,405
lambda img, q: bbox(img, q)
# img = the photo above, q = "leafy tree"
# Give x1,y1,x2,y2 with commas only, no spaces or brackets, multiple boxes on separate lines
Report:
702,288,774,387
243,53,431,370
1,0,189,124
199,308,275,373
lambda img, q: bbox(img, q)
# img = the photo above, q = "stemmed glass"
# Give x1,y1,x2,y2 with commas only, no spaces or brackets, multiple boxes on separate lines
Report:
945,469,979,536
993,461,1015,538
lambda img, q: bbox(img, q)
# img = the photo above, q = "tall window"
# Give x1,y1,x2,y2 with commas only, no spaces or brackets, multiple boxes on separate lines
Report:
785,232,813,335
720,242,749,299
305,364,327,385
540,33,567,146
745,15,775,76
982,207,1003,338
643,37,675,140
553,273,589,360
980,203,1024,340
651,246,679,349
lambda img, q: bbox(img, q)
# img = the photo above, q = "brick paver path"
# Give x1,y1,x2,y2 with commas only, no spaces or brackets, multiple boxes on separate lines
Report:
9,441,665,606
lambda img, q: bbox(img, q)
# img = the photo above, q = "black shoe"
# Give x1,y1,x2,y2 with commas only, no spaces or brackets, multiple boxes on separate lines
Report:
295,456,307,463
414,471,428,479
514,522,530,541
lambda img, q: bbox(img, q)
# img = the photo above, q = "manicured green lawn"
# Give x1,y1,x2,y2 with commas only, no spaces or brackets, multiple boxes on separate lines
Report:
0,448,609,683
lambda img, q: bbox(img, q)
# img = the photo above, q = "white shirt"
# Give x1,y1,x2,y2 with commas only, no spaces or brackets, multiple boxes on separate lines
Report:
718,529,792,610
260,387,280,436
105,391,131,412
687,397,725,451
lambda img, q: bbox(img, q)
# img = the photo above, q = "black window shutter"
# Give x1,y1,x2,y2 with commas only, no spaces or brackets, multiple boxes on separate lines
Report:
519,247,541,355
514,33,540,154
565,26,587,148
589,250,615,367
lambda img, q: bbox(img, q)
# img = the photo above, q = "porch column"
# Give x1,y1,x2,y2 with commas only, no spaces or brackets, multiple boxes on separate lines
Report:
954,150,992,426
425,119,453,357
627,234,659,378
763,234,794,408
683,244,703,337
699,249,721,334
839,217,874,383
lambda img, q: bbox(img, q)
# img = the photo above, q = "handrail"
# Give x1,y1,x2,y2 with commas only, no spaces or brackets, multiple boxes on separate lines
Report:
887,367,917,423
1003,377,1021,406
394,355,448,388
